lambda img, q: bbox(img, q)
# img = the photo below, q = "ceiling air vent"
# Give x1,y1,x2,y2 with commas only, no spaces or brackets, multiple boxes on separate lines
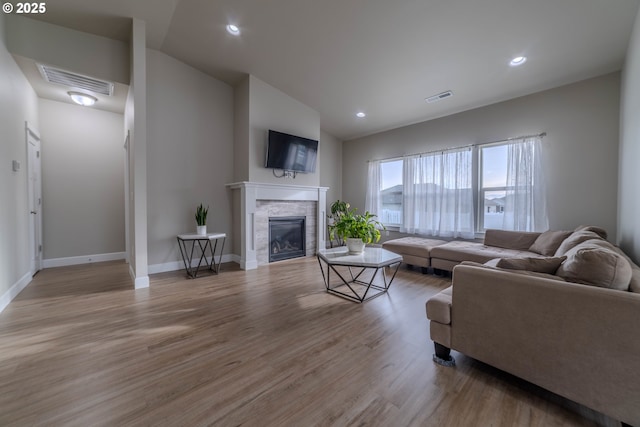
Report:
426,90,453,104
37,64,114,96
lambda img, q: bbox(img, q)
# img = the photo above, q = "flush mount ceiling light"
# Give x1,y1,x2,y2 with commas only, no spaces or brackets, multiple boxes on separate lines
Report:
356,112,366,118
226,24,241,35
68,91,97,106
510,56,527,66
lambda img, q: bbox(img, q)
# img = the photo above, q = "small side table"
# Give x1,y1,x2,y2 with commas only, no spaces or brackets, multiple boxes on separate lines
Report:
176,232,226,278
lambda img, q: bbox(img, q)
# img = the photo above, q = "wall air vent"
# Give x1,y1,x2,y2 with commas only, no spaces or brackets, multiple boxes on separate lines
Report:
426,90,453,104
37,64,114,96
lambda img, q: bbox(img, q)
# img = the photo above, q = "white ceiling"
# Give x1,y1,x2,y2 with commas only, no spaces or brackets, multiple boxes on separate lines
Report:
23,0,640,141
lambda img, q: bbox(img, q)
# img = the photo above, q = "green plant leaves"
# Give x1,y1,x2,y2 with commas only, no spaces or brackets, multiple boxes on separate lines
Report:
328,204,384,244
195,203,209,226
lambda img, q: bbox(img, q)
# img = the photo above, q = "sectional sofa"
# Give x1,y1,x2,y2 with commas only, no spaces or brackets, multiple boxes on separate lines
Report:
425,227,640,426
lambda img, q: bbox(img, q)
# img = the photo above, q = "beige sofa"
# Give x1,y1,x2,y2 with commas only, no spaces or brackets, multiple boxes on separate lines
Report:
426,228,640,426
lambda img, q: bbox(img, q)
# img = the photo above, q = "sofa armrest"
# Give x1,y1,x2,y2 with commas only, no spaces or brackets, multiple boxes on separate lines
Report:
451,264,640,425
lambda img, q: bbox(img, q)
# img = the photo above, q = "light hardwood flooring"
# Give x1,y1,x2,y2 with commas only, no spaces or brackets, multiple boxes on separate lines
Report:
0,258,621,426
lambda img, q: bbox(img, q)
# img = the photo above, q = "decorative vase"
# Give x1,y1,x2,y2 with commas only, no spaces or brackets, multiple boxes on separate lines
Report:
346,237,365,254
197,225,207,235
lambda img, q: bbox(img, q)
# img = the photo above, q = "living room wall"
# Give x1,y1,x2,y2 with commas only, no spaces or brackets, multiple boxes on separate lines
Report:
146,49,234,271
0,13,39,310
39,99,125,263
235,75,321,187
619,7,640,264
343,73,621,240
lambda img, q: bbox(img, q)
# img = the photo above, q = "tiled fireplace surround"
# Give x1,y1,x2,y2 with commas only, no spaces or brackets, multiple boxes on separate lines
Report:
228,182,328,270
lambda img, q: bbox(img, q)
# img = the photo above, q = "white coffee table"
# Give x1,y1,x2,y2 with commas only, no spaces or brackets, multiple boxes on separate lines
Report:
317,246,402,303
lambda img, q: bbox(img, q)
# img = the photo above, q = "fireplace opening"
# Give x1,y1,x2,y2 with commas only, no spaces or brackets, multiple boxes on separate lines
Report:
269,216,306,262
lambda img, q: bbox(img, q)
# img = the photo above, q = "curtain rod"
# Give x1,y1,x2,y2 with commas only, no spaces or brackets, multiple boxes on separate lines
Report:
367,131,546,163
477,131,547,147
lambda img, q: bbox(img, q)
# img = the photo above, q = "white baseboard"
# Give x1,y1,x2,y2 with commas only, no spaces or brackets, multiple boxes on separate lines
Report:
128,264,149,289
148,254,237,275
134,276,149,289
0,272,32,313
43,252,126,268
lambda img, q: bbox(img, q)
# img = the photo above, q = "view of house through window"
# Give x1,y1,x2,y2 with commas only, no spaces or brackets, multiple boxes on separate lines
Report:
380,160,402,225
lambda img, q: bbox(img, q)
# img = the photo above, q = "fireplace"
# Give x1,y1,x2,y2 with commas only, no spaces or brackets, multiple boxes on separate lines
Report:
269,216,306,262
227,182,327,270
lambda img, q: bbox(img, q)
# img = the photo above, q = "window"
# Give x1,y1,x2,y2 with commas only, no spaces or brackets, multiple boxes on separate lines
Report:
479,144,508,230
366,135,548,236
380,160,403,226
478,138,548,232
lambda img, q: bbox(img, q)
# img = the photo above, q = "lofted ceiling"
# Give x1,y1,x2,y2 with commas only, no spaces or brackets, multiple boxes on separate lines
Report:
22,0,640,141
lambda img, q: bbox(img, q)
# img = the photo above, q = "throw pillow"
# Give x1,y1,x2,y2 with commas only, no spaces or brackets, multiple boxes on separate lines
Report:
483,229,541,250
574,225,608,240
554,230,603,257
495,256,567,274
529,230,573,256
556,240,632,291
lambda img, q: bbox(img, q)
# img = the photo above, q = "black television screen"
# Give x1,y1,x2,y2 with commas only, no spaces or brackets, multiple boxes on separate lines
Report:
265,130,318,173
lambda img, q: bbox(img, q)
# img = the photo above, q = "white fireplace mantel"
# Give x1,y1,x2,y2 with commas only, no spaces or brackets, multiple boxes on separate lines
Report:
227,182,328,270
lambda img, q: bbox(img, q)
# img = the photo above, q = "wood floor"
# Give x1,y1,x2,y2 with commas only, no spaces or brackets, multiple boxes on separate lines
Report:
0,258,621,426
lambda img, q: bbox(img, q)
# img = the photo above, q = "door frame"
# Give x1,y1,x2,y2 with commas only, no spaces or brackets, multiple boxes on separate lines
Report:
26,121,43,275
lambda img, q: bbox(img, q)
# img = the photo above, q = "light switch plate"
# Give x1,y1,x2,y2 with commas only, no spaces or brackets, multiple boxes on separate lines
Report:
12,160,20,172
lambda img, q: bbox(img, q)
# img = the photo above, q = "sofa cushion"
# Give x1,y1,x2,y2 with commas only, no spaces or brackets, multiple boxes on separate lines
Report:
554,230,603,257
431,241,542,264
382,237,447,258
556,240,632,291
529,230,572,256
609,246,640,294
463,260,567,282
495,256,567,274
483,229,541,251
426,286,452,325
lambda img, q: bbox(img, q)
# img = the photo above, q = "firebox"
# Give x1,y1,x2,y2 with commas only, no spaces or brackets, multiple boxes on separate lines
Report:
269,216,306,262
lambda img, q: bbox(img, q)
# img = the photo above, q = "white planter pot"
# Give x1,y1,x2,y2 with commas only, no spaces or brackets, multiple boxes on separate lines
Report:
196,225,207,235
346,237,365,254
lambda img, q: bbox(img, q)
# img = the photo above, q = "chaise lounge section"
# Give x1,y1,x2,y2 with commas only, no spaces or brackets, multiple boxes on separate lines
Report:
381,237,447,272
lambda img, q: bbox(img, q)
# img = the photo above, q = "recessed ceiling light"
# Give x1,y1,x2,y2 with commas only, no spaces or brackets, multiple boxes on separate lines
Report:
68,91,97,106
356,112,366,118
510,56,527,66
226,24,241,36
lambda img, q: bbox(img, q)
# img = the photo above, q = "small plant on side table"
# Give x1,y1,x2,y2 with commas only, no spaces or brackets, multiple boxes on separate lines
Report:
195,204,209,235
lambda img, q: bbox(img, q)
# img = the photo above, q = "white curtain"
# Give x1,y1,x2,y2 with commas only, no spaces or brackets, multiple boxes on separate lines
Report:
365,160,382,216
401,148,475,239
502,136,548,231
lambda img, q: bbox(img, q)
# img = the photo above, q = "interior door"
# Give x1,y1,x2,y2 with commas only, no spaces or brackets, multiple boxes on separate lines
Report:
27,123,42,275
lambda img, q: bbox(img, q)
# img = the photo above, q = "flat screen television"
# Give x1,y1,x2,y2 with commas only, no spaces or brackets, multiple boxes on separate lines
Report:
265,130,318,173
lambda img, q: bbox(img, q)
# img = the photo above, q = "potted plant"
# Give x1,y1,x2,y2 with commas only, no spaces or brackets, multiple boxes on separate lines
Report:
329,205,385,254
195,203,209,235
327,200,350,247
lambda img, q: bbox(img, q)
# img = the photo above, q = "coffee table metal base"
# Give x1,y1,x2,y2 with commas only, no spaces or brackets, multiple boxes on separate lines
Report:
317,257,401,303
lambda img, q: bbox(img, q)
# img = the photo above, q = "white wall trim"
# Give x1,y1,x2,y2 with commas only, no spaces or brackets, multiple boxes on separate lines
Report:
128,263,149,289
134,276,149,289
148,254,237,275
42,252,126,268
0,272,32,313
